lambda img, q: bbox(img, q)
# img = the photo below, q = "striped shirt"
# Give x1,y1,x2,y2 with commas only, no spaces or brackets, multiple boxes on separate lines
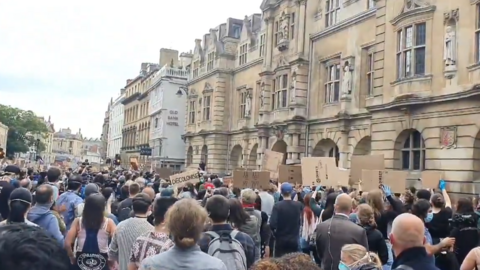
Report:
109,217,153,270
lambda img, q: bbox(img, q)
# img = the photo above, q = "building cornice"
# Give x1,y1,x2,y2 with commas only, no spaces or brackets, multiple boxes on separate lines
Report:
125,75,143,89
390,5,436,27
233,58,263,74
121,92,140,105
367,85,480,112
310,8,376,41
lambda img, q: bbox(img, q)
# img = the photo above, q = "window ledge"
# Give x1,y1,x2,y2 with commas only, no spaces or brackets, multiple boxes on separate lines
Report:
390,6,436,29
390,74,433,87
467,63,480,72
323,102,340,107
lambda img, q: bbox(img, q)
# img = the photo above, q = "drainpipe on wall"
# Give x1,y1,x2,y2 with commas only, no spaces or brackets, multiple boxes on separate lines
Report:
304,36,314,158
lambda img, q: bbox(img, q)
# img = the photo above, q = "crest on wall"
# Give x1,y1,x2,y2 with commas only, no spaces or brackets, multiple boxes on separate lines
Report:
439,126,457,149
272,126,287,140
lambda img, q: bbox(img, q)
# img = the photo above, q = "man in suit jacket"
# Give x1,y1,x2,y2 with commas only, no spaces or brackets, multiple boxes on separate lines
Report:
315,193,369,270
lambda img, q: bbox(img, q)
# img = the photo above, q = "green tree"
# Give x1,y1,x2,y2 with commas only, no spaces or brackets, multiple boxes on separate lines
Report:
0,104,48,157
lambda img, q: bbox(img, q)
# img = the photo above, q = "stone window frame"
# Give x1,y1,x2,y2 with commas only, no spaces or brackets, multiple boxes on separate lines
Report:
323,57,341,104
239,91,248,119
274,20,280,45
271,72,289,110
395,23,427,80
474,1,480,63
202,95,212,121
325,0,340,27
401,130,425,171
187,90,198,125
238,43,248,66
192,60,200,78
259,33,266,57
366,47,375,96
206,51,215,71
367,0,375,9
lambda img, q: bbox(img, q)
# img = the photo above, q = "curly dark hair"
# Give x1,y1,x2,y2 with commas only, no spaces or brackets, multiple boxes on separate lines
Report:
0,223,70,270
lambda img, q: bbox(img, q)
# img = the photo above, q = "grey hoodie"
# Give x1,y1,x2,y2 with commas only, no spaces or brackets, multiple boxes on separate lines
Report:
27,204,64,246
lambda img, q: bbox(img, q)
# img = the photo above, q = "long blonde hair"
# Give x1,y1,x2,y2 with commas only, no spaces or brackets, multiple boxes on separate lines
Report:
341,244,382,269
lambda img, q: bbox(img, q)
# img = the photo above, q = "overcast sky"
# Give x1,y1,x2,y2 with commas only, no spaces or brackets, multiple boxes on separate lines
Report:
0,0,261,138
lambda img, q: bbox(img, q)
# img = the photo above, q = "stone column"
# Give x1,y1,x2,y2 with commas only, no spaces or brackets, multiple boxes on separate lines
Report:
264,18,274,68
297,0,306,55
339,131,349,169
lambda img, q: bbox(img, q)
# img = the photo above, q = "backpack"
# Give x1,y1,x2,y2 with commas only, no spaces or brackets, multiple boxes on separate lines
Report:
117,200,133,222
243,209,261,246
205,230,247,270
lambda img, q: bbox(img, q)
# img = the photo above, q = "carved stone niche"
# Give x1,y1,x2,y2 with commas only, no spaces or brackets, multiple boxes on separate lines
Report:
277,11,290,52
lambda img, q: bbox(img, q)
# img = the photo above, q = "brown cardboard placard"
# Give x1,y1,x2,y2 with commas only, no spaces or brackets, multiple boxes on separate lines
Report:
300,157,337,187
169,170,202,187
350,155,384,185
278,165,302,183
155,167,173,179
261,150,284,179
421,171,443,189
328,168,350,187
361,169,407,193
232,170,270,190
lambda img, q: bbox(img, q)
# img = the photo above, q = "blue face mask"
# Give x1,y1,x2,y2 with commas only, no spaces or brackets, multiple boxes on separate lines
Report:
338,262,350,270
425,212,433,223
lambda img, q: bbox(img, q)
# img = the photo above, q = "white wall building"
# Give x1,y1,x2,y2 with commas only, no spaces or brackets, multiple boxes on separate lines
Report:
82,151,102,164
148,53,190,172
107,91,125,158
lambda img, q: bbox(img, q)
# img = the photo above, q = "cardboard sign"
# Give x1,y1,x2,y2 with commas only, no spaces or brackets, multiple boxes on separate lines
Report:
300,157,337,187
278,165,302,183
232,170,270,190
328,168,350,187
361,169,407,193
421,171,443,189
169,170,201,187
261,150,284,179
350,155,384,185
155,167,173,179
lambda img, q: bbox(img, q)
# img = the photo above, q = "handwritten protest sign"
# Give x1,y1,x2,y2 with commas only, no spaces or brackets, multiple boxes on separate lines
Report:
278,165,302,183
169,170,202,187
233,170,270,190
155,167,173,179
420,171,443,189
301,157,337,187
261,150,284,179
361,169,407,193
350,155,384,185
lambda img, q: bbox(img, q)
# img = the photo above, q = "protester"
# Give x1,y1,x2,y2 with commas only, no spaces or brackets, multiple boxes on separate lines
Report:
270,182,303,257
315,193,369,269
0,223,70,270
0,187,36,226
65,193,116,270
340,244,383,270
117,183,140,222
140,198,227,270
28,184,64,245
56,175,83,230
129,197,177,270
109,193,153,270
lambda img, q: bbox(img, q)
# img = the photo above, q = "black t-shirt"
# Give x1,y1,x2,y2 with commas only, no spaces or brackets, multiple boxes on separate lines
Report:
116,198,133,222
0,181,14,220
427,207,453,240
271,200,303,243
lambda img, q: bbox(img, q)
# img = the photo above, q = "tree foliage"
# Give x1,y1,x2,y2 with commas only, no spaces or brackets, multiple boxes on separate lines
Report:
0,104,49,157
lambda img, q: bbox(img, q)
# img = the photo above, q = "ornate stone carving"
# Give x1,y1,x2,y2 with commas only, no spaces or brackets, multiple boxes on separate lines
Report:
277,11,290,51
342,61,352,96
290,68,298,103
276,55,288,69
272,126,287,140
403,0,430,12
260,82,266,108
224,42,236,55
440,126,457,149
443,9,458,79
245,91,252,117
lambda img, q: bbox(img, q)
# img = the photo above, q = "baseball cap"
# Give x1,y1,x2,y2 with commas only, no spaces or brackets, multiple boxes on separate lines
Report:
204,183,215,190
280,182,293,194
84,183,99,197
10,187,33,204
4,165,21,175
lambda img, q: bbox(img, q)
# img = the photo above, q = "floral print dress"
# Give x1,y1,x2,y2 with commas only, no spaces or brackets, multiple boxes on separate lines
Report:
129,231,174,267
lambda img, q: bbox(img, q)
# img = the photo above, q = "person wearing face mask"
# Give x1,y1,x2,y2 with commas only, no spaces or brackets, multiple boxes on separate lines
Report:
340,244,382,270
28,184,64,245
411,199,455,263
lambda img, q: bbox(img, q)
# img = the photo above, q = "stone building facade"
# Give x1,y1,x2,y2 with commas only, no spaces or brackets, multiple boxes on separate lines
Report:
53,128,83,158
0,121,8,152
183,0,480,196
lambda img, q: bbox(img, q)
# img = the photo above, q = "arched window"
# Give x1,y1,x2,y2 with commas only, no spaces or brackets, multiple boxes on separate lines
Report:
328,145,340,167
402,130,425,170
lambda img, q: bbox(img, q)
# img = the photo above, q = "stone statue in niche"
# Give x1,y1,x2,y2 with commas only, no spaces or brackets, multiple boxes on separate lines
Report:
290,71,297,103
342,61,352,95
280,12,289,40
260,83,266,108
245,92,252,117
444,25,456,66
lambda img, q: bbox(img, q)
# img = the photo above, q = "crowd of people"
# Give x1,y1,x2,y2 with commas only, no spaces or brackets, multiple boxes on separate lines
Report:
0,163,480,270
